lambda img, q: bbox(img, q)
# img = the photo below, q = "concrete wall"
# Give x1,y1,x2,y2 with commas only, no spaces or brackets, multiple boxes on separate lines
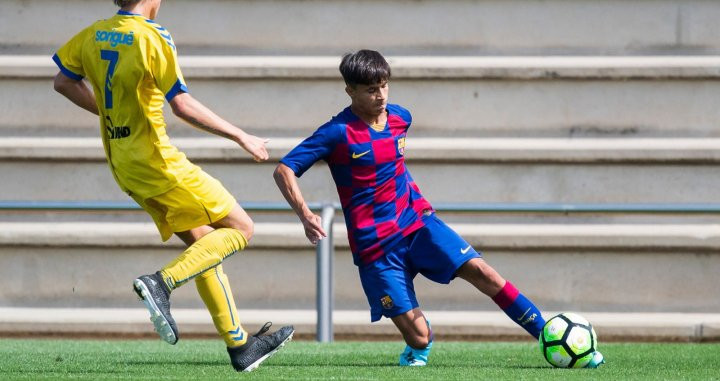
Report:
1,222,718,312
4,58,720,138
1,137,718,204
3,0,720,55
1,0,718,314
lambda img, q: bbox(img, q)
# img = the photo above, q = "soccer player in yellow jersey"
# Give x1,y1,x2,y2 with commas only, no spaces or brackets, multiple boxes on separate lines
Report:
52,0,293,372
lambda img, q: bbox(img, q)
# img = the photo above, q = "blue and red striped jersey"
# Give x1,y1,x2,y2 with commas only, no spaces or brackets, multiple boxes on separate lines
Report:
280,104,433,266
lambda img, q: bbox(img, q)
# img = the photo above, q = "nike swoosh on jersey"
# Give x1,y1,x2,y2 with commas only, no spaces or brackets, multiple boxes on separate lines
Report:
460,245,472,254
352,150,371,159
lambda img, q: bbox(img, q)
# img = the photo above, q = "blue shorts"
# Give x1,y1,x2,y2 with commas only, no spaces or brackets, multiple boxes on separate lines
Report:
358,213,482,322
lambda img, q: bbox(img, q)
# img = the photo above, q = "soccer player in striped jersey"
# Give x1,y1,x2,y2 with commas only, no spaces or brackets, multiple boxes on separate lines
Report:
274,50,603,367
52,0,292,372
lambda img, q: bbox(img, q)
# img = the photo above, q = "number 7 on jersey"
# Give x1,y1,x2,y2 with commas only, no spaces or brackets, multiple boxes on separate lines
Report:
100,49,119,109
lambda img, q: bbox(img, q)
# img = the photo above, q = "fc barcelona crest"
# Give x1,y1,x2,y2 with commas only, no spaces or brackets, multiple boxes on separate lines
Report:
397,137,406,156
381,295,394,309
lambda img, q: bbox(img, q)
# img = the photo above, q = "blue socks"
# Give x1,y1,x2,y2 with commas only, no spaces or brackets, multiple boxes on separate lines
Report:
492,281,545,338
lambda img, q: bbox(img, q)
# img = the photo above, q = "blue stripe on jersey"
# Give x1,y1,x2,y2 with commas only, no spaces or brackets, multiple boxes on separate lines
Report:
145,20,176,50
117,10,142,16
165,79,188,101
159,33,176,49
52,54,83,81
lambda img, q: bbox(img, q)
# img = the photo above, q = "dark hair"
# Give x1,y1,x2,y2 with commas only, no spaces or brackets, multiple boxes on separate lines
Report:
339,50,391,87
114,0,140,7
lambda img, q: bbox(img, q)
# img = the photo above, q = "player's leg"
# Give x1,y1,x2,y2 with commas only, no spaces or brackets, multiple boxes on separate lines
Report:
392,307,431,349
133,218,246,346
456,258,545,338
185,206,294,371
195,264,249,347
409,213,545,338
138,203,294,368
391,308,434,366
133,171,251,344
357,237,431,366
459,261,604,368
159,204,251,290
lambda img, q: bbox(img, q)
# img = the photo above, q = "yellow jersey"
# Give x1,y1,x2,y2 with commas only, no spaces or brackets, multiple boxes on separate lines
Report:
53,10,194,199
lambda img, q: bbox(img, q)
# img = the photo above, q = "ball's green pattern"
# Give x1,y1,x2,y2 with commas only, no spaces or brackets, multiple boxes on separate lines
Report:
539,312,598,368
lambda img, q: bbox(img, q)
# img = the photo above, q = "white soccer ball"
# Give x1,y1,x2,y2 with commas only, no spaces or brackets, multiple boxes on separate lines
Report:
538,312,598,368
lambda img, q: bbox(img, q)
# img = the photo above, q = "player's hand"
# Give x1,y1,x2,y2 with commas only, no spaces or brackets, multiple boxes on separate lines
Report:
301,213,327,245
237,133,270,162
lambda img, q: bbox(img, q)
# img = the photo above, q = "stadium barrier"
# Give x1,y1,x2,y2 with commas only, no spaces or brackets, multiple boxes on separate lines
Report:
1,200,719,342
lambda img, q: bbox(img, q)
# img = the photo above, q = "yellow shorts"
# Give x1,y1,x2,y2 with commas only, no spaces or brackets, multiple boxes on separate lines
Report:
131,168,237,241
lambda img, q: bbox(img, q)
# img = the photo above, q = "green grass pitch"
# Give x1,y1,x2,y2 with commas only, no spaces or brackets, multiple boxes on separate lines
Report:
1,339,719,380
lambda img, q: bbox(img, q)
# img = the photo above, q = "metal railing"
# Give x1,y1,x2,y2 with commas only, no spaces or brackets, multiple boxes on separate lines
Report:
2,200,720,214
316,204,336,343
0,199,340,342
2,200,720,343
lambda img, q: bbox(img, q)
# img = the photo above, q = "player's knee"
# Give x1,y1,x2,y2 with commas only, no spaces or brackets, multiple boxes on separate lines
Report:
236,219,254,243
219,205,255,242
407,335,430,349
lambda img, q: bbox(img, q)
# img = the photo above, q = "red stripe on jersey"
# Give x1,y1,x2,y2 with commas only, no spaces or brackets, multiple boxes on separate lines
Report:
352,203,375,229
349,234,359,254
374,179,397,203
346,120,371,144
395,190,410,217
376,220,400,239
372,137,398,164
404,219,425,237
329,143,350,165
395,160,405,176
351,165,377,187
337,185,353,208
361,242,386,264
410,181,421,193
388,114,408,136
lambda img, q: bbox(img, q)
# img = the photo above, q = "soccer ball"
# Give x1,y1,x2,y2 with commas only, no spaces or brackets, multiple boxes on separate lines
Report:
539,312,598,368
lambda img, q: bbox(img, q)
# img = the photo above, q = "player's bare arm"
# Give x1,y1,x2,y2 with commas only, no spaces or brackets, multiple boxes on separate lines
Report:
169,92,269,162
273,163,326,244
53,72,99,115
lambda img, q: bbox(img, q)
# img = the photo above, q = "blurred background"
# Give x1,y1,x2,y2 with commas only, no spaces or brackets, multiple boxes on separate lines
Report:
0,0,718,340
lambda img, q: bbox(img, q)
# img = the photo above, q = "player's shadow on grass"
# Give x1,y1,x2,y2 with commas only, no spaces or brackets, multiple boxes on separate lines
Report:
271,363,398,368
123,360,225,367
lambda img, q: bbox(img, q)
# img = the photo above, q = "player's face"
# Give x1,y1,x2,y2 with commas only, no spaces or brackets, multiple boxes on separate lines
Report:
347,81,389,117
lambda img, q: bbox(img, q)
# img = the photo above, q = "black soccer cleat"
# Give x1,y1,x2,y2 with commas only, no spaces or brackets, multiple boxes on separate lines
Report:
227,322,294,372
133,272,179,345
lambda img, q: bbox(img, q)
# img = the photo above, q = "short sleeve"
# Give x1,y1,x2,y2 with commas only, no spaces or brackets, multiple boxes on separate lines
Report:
400,107,412,129
53,27,92,81
148,27,188,101
280,124,340,177
387,104,413,131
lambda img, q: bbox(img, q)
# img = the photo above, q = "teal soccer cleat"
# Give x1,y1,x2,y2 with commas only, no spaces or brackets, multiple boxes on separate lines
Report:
585,351,605,368
398,340,433,367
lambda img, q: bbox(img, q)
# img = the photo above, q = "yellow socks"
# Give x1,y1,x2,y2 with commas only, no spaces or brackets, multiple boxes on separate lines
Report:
155,228,249,347
195,265,248,347
159,228,247,289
